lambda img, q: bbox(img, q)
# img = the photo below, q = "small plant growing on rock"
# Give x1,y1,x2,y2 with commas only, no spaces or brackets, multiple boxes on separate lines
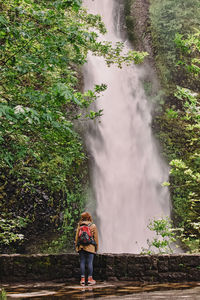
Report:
0,288,7,300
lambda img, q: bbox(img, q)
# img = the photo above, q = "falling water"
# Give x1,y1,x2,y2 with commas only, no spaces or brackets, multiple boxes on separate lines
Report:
83,0,170,253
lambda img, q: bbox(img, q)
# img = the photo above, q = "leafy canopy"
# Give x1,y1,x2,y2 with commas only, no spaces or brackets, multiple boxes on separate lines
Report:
0,0,147,191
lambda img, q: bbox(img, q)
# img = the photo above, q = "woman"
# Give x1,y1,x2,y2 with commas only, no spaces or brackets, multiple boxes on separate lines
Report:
75,212,99,286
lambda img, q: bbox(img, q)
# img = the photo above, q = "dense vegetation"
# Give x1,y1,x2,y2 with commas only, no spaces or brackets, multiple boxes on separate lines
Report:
0,0,146,253
150,0,200,90
149,0,200,252
1,0,199,254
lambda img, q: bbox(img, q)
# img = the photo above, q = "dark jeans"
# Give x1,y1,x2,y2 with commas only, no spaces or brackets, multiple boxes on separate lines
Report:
79,250,94,277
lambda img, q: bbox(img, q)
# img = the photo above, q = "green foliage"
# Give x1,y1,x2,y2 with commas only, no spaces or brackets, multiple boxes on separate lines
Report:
154,32,200,252
150,0,200,253
175,32,200,76
141,217,180,254
0,289,7,300
169,33,200,252
165,108,178,119
0,0,146,185
150,0,200,89
0,214,29,246
0,0,104,196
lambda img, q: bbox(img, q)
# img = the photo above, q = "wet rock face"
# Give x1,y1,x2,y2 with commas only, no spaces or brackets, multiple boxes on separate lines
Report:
0,254,199,284
129,0,153,56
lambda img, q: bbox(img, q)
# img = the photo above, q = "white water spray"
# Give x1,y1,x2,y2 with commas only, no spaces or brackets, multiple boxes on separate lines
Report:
84,0,170,253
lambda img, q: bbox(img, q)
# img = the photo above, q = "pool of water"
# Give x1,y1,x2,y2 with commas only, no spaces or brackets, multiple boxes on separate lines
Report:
1,281,200,299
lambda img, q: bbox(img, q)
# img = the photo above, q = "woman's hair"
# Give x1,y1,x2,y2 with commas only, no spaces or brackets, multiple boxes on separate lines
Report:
80,212,93,222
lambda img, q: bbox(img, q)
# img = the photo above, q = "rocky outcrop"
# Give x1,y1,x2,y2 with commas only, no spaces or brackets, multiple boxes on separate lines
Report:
128,0,153,58
0,253,199,283
124,0,161,100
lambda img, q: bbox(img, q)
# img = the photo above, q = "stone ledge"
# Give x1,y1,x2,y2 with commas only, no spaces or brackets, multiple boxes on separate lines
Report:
0,253,199,284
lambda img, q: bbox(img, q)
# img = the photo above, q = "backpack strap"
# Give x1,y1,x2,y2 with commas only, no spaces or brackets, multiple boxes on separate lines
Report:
88,223,96,246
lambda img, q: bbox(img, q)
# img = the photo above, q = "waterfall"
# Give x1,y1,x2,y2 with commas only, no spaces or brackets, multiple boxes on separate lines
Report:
83,0,170,253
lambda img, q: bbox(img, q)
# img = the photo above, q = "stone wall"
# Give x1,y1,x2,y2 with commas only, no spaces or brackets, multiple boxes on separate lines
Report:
0,254,199,284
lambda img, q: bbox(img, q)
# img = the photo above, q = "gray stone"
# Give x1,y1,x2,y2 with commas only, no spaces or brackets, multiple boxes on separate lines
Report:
0,253,200,284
